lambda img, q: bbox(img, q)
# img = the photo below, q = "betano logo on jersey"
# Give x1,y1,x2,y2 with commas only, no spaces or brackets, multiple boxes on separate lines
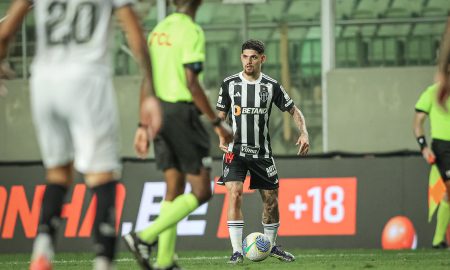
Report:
233,105,268,116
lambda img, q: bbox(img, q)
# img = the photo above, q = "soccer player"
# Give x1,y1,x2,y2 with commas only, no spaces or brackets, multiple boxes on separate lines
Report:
123,1,232,270
414,83,450,248
436,18,450,108
216,39,309,264
0,1,161,270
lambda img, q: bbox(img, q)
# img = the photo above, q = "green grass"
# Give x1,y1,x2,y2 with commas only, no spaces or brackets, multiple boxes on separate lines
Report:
0,249,449,269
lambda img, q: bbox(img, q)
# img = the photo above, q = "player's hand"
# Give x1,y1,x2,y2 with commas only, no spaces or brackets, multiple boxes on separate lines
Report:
421,147,436,164
296,133,309,155
219,135,229,153
436,72,449,111
134,127,149,158
140,96,162,140
214,121,233,144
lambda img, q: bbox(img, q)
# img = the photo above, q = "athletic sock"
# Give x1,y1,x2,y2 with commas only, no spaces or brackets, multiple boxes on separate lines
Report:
156,200,177,268
228,220,244,253
433,199,450,246
138,193,199,244
263,222,280,246
31,183,67,261
92,181,118,262
38,183,68,237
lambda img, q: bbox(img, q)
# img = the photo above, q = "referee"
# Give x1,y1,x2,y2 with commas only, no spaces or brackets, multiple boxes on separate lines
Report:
414,83,450,248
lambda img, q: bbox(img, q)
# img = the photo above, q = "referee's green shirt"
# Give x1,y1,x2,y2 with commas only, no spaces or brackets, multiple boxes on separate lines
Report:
148,13,205,103
415,84,450,141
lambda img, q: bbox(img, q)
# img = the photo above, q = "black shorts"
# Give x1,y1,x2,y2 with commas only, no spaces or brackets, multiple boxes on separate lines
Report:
154,101,210,174
432,139,450,181
217,152,279,190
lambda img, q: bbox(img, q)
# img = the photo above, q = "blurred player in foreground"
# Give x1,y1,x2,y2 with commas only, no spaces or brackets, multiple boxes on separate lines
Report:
216,39,309,264
123,1,232,270
0,0,161,269
414,84,450,248
436,18,450,108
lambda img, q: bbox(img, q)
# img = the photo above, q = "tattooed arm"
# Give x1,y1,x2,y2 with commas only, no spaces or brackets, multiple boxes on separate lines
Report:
289,105,309,155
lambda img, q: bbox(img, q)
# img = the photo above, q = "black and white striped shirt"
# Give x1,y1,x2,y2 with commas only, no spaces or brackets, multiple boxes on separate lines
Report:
216,72,294,158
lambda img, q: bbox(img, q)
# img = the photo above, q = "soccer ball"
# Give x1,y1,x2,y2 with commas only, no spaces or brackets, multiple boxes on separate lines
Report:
242,232,272,262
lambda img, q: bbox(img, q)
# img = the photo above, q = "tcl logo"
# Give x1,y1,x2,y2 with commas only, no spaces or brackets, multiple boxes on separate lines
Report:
149,32,172,47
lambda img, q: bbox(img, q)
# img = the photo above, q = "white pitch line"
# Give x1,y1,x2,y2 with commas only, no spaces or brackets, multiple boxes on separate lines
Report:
0,252,444,265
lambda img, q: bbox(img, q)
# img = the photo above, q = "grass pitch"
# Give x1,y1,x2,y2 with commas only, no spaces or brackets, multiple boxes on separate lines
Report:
0,249,449,270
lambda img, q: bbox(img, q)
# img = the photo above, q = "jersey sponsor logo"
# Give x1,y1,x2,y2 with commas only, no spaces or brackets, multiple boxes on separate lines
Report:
259,88,269,102
241,145,259,155
224,152,235,164
266,165,277,177
233,105,268,116
149,32,172,47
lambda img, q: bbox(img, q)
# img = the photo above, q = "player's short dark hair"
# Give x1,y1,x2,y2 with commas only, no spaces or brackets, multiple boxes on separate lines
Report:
242,39,265,54
173,0,201,8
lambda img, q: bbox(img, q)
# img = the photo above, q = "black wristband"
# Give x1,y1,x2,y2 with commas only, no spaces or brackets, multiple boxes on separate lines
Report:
211,117,222,127
416,136,427,150
138,123,148,128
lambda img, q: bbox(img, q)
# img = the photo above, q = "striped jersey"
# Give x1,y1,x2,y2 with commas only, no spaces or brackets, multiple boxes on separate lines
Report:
30,0,134,74
216,72,294,158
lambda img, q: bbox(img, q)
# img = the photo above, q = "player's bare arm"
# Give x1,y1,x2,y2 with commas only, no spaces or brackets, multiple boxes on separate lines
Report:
217,110,229,152
115,5,162,158
413,111,435,163
436,17,450,108
185,68,233,143
0,0,31,62
289,105,309,155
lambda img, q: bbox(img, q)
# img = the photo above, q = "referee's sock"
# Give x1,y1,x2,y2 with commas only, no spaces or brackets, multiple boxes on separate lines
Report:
156,200,177,268
433,199,450,246
138,193,199,244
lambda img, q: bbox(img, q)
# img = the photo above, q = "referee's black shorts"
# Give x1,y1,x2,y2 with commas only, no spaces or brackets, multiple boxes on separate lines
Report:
154,101,210,174
432,139,450,182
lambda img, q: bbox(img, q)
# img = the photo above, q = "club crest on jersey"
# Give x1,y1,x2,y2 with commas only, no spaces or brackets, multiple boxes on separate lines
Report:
224,152,235,164
259,88,269,102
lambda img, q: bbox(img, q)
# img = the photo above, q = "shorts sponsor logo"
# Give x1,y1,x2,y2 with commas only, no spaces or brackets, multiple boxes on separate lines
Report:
224,152,235,164
223,166,230,177
266,165,277,177
241,145,259,155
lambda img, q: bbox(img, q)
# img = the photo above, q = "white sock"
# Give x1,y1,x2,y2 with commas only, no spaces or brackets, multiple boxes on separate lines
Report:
263,222,280,246
228,220,244,253
94,256,115,270
31,233,54,261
